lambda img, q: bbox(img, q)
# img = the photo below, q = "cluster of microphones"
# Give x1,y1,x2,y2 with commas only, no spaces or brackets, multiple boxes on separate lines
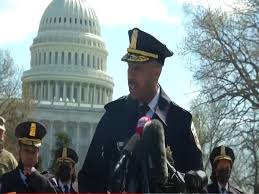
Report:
109,116,208,193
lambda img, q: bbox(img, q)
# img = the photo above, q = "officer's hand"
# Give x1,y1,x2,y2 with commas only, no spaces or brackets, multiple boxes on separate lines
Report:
184,170,208,192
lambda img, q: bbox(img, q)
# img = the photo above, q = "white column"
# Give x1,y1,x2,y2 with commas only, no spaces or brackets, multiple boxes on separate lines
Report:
106,88,109,103
102,87,105,104
34,81,37,100
44,82,47,100
78,53,81,67
86,83,89,103
83,85,86,103
71,82,74,102
48,81,51,101
63,81,66,102
89,53,92,68
78,82,82,105
71,52,75,65
58,82,60,101
65,51,68,65
89,85,92,107
82,85,85,103
98,87,101,104
100,87,102,104
55,81,58,101
101,88,105,104
76,123,80,154
40,81,43,101
93,85,96,105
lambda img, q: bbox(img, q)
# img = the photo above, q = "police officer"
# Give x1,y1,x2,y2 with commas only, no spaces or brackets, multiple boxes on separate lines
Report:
52,147,78,193
207,145,243,194
0,116,18,179
1,121,57,193
78,28,203,192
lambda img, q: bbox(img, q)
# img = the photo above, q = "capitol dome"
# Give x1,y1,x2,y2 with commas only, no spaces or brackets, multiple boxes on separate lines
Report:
38,0,101,35
22,0,113,169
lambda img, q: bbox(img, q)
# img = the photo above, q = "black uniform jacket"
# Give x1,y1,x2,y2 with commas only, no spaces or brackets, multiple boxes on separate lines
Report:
207,182,244,194
1,167,57,193
78,87,203,192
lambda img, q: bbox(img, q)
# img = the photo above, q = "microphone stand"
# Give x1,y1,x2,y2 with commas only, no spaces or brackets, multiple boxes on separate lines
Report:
108,151,131,192
166,160,186,193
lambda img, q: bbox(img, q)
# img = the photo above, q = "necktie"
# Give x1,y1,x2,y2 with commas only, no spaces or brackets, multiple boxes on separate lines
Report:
221,187,226,194
138,103,150,118
64,185,69,193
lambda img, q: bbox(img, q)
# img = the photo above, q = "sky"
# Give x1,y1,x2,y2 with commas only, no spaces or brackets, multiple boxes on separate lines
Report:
0,0,236,111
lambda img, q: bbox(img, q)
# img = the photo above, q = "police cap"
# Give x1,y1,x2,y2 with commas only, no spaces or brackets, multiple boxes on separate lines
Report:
15,121,47,147
55,147,78,164
121,28,173,65
210,145,235,166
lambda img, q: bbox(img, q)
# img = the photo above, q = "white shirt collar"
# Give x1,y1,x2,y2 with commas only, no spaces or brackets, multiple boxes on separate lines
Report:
58,179,71,192
19,167,36,185
146,85,160,117
218,181,229,193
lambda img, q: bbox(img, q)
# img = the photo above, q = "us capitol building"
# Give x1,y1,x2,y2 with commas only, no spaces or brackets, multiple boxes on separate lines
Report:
22,0,114,169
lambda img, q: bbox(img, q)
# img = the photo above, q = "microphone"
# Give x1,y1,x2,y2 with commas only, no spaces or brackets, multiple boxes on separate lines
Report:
109,116,151,192
115,116,151,170
141,119,169,185
139,119,207,192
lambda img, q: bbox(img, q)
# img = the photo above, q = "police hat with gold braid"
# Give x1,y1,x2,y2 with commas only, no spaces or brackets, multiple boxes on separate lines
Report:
209,145,235,166
15,121,47,147
121,28,173,65
55,147,78,164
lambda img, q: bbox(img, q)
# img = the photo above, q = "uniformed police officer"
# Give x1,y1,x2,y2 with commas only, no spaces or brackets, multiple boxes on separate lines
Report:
0,116,18,179
207,145,243,194
78,28,203,192
52,147,78,193
1,121,57,193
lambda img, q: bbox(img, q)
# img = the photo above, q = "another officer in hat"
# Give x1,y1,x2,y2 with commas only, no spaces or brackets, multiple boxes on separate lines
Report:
52,147,78,193
1,121,57,193
207,145,243,194
78,28,203,192
0,116,18,179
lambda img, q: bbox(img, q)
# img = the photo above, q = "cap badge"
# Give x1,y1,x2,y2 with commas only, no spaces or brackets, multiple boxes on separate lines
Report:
29,123,36,137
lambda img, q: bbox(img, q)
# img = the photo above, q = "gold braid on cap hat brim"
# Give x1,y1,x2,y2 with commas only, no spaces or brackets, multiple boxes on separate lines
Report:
57,157,75,164
213,155,232,163
122,53,150,62
18,137,42,147
127,48,158,59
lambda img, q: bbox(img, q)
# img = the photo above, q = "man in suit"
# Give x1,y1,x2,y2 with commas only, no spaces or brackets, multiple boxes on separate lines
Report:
207,145,243,194
0,121,57,193
78,27,203,192
52,147,78,193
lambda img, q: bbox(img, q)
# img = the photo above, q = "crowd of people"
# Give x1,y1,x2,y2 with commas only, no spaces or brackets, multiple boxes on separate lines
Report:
0,28,244,194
